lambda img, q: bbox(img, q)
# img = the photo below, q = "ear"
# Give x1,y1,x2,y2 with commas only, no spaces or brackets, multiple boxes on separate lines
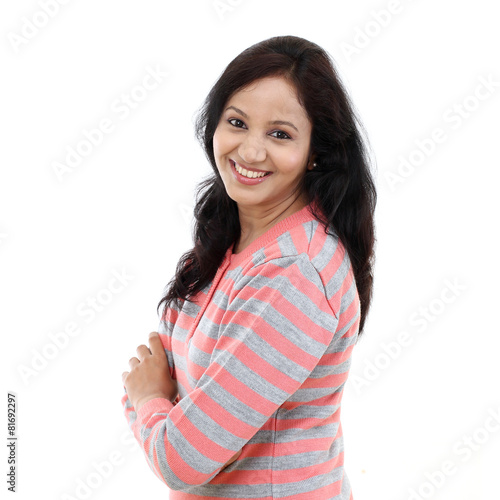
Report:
307,154,317,170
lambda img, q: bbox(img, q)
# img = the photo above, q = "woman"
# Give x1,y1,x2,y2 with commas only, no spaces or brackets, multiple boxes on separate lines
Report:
121,35,376,499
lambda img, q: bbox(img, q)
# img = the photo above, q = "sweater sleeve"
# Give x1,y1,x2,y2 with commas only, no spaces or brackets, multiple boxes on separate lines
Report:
122,254,342,491
121,305,180,433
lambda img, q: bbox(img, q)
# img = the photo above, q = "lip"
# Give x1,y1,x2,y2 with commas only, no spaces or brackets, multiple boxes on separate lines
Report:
231,159,270,174
230,159,274,185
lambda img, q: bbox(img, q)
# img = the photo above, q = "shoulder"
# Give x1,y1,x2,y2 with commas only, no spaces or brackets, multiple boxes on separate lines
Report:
254,218,353,287
235,219,356,316
248,218,348,267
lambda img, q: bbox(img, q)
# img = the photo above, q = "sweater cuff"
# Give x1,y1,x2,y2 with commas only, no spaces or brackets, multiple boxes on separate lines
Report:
132,397,175,431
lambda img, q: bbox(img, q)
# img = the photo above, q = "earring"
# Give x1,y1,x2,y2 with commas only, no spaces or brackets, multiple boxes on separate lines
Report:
313,162,317,168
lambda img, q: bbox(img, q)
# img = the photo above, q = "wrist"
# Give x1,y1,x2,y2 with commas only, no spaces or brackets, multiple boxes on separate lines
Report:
135,393,171,412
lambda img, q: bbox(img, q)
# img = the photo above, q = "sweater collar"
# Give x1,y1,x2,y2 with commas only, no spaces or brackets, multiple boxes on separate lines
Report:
224,200,320,268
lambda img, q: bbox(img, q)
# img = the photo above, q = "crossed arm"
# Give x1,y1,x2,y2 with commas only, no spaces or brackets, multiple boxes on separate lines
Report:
121,330,241,469
120,255,342,489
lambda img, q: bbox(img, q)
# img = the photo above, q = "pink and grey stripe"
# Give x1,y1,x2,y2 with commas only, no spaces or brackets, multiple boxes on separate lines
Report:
122,202,359,499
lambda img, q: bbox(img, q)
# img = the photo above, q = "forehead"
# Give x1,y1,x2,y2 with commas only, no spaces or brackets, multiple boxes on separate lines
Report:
226,76,310,125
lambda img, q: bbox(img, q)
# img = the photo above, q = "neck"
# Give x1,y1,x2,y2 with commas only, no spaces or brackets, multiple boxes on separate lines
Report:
235,192,309,250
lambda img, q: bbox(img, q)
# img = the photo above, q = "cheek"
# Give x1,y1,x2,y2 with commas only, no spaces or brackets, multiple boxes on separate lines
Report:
275,148,308,175
212,127,223,156
213,126,234,157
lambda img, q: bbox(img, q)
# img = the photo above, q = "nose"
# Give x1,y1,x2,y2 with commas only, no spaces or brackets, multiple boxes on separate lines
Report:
238,133,267,164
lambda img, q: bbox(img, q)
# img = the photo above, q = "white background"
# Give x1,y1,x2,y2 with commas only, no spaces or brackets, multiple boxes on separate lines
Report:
1,1,499,499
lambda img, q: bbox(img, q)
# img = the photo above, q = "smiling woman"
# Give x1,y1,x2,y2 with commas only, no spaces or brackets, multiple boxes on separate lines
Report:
213,76,314,250
121,35,377,499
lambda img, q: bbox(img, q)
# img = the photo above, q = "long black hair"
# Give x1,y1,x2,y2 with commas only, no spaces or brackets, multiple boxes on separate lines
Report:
157,35,377,337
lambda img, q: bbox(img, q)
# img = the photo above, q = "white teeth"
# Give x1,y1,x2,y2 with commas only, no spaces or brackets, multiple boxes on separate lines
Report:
234,162,268,178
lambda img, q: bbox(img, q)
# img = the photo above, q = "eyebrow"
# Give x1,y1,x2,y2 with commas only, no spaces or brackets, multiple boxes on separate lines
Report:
225,105,299,133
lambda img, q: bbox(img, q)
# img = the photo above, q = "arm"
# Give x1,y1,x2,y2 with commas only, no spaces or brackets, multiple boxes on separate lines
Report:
122,254,341,491
122,306,179,430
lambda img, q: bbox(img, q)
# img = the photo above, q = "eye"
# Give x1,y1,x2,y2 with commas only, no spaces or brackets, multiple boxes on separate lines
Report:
227,119,291,140
228,118,246,128
269,130,291,140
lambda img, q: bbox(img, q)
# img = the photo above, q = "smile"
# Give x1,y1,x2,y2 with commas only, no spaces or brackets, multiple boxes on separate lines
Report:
229,159,274,186
232,160,271,178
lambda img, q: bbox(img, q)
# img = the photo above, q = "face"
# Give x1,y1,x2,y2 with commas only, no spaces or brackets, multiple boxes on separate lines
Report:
212,76,314,212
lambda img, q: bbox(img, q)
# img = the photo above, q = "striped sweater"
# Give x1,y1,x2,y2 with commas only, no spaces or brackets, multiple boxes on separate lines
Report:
121,201,360,499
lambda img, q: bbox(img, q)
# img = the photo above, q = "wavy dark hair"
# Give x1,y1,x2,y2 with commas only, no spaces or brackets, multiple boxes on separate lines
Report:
157,35,377,337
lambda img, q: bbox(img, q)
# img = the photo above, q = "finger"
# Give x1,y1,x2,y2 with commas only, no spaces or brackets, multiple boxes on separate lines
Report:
128,356,139,368
136,344,151,361
148,331,165,356
122,371,129,384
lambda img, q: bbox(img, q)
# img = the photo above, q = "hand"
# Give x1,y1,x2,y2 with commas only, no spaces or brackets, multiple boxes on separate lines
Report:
122,331,178,411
